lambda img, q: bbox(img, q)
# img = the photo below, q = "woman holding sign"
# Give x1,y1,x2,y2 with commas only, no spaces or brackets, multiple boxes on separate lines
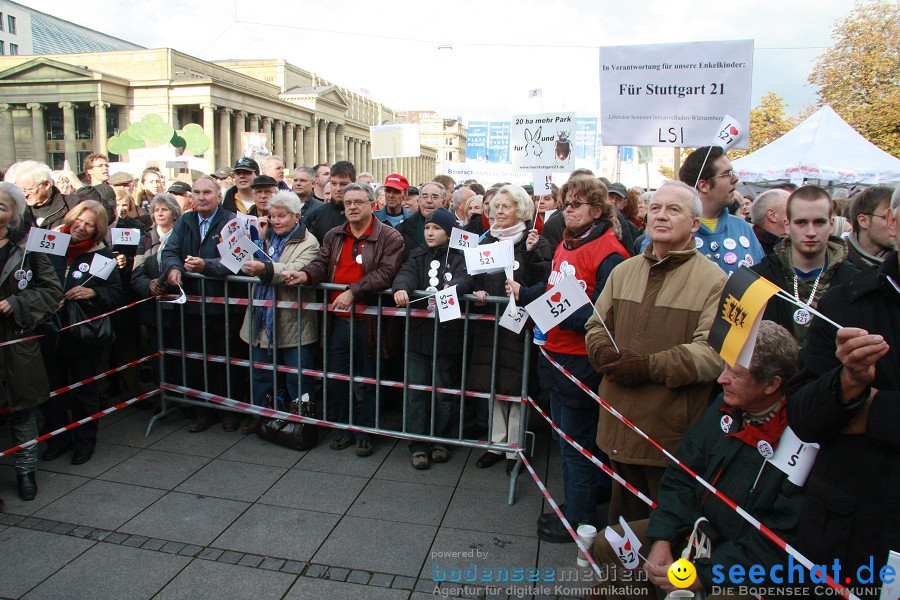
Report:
469,185,552,473
0,183,63,504
511,177,629,542
42,200,123,465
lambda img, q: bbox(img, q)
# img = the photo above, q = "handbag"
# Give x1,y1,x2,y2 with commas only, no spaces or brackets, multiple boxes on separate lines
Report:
257,389,320,451
62,301,116,346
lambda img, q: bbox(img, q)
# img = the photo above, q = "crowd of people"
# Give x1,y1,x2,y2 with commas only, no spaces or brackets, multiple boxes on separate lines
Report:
0,146,897,598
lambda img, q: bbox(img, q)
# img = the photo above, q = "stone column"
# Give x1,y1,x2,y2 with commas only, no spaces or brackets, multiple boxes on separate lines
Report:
273,120,284,159
326,122,336,164
218,107,232,169
303,124,315,167
363,142,371,175
90,101,109,156
26,103,46,163
351,139,359,170
0,104,15,166
318,120,327,165
200,103,217,171
294,125,304,168
248,114,259,134
262,117,273,153
284,123,295,170
58,102,77,170
335,125,344,161
233,110,246,160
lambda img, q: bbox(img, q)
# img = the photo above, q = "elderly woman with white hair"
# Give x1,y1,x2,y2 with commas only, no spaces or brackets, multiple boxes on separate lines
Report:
468,184,552,472
0,183,64,504
238,191,320,434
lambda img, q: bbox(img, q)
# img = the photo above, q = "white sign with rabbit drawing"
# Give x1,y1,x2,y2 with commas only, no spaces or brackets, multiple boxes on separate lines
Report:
510,112,575,171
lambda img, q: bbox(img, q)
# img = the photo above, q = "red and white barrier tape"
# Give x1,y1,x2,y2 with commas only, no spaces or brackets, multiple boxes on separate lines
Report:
539,348,857,600
159,383,514,452
516,450,603,578
0,296,156,349
524,396,656,509
49,353,160,398
162,348,526,404
0,389,161,457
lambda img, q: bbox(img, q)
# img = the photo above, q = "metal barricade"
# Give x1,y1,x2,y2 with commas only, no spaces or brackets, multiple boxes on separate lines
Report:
148,272,534,504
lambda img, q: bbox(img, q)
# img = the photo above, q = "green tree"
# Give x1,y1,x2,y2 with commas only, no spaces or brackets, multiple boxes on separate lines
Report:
731,92,797,159
808,0,900,156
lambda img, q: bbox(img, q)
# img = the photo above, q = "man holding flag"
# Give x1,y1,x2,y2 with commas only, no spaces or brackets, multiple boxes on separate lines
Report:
585,180,726,523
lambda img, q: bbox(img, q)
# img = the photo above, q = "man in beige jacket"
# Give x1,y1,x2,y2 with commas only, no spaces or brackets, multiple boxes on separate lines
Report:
585,180,726,523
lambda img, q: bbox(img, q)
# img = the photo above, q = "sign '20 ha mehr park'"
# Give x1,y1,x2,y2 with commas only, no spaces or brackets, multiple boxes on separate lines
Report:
599,39,753,148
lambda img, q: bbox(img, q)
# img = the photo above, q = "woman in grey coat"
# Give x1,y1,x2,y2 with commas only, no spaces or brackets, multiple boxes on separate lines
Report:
0,183,64,504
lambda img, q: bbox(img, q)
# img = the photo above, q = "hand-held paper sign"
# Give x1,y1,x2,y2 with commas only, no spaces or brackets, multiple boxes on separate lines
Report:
435,285,461,322
463,240,514,275
766,426,820,487
220,219,245,243
499,305,529,334
217,236,258,274
707,266,782,367
111,228,141,246
713,115,745,150
449,227,477,249
25,228,71,257
604,517,643,570
524,275,591,334
88,253,118,280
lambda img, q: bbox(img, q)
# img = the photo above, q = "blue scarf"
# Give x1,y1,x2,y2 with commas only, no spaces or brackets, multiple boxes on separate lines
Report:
253,224,300,353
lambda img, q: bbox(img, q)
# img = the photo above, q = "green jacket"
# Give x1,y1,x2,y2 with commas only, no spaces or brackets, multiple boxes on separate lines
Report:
645,396,805,593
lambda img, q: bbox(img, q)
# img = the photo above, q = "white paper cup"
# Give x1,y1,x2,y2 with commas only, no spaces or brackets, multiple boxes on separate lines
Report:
575,523,598,567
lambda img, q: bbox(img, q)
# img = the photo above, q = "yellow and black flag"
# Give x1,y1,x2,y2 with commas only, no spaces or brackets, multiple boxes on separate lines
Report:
708,266,781,367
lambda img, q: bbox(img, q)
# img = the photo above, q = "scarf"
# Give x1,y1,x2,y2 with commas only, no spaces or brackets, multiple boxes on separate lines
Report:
60,225,98,266
157,226,173,257
563,221,599,250
489,221,527,244
253,223,299,352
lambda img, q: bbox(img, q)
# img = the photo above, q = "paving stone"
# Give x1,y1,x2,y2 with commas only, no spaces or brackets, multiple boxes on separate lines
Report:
293,431,392,478
161,541,186,554
280,560,305,574
103,532,129,544
326,566,349,581
100,408,187,449
0,470,88,518
238,553,263,568
218,550,243,564
259,557,285,571
50,523,77,535
258,468,367,514
30,520,56,531
197,548,223,561
283,577,411,600
303,563,328,578
33,479,165,530
119,491,249,546
0,528,95,599
369,572,395,587
175,458,286,503
392,575,417,590
441,484,544,537
178,544,203,557
0,514,24,524
154,558,295,600
98,448,210,490
149,424,243,458
37,442,140,479
346,569,371,584
122,534,149,547
348,478,454,526
419,527,540,585
87,529,112,541
212,503,339,561
22,541,190,600
17,517,39,528
141,537,166,551
220,432,306,468
373,442,468,488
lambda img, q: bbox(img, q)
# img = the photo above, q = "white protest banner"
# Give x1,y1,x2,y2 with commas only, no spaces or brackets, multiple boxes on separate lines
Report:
712,114,745,150
498,305,528,334
604,521,641,570
524,275,590,333
217,236,257,274
435,285,461,322
370,123,421,159
463,240,514,275
444,162,532,187
532,171,556,194
599,40,753,148
220,218,246,245
510,113,575,171
25,228,70,256
88,253,118,280
127,147,177,166
767,426,820,487
165,159,189,169
111,228,141,246
241,132,270,163
449,227,477,250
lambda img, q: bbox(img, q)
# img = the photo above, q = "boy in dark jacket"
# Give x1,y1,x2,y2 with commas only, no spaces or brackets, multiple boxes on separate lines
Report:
392,208,473,469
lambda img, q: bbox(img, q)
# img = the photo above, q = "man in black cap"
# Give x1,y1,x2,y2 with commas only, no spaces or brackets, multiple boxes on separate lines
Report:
211,168,233,192
249,175,278,218
167,181,193,212
222,157,259,215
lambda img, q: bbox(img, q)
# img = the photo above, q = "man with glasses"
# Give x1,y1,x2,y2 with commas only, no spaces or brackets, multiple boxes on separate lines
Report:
82,153,116,222
305,161,356,244
677,146,764,274
847,186,896,269
9,160,80,232
283,183,403,458
397,181,446,258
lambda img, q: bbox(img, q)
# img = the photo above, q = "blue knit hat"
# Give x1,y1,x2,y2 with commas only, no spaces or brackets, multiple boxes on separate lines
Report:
425,208,456,237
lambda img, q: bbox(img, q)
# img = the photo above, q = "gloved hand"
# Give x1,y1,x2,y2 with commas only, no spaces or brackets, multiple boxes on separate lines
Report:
600,349,650,387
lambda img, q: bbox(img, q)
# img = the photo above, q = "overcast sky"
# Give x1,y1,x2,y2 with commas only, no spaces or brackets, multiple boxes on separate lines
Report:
26,0,853,122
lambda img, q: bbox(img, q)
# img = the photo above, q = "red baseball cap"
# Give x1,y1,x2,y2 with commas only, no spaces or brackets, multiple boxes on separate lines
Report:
383,173,409,191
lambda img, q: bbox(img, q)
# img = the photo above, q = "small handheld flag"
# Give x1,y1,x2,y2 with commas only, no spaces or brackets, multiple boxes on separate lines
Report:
435,285,461,322
25,228,71,257
111,228,141,246
463,240,514,275
713,115,745,150
767,426,820,487
217,236,258,274
524,274,590,333
449,227,477,249
88,253,118,280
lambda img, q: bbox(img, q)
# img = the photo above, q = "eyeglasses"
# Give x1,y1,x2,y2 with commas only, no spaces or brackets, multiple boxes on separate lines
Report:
344,199,372,207
563,200,590,210
712,169,736,179
21,183,46,197
420,194,443,202
863,212,888,220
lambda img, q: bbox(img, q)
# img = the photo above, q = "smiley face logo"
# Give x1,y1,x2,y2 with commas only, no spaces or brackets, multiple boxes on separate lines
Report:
667,558,697,589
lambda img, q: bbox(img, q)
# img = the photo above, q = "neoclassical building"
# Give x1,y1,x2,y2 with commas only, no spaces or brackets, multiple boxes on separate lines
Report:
0,48,438,182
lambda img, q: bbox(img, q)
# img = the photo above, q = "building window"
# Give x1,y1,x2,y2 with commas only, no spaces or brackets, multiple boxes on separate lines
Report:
9,43,17,55
0,41,4,55
7,15,15,34
75,107,93,140
0,12,4,31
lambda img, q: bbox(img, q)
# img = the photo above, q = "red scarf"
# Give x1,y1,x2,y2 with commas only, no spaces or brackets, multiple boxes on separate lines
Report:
59,225,98,265
723,402,789,451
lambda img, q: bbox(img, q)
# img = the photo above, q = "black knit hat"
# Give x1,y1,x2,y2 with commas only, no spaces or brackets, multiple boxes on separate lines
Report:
425,208,456,237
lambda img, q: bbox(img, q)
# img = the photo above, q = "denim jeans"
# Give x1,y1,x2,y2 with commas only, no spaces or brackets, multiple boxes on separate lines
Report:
325,317,375,441
405,351,460,454
250,344,315,407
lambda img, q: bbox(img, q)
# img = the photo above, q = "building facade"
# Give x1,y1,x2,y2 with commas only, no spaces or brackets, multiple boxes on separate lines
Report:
0,48,437,182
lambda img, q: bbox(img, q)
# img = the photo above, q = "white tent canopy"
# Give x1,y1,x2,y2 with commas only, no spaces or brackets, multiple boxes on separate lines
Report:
732,105,900,185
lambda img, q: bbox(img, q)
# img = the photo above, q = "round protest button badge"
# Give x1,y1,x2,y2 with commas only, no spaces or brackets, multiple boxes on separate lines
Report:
723,238,737,250
17,279,28,290
714,253,721,260
695,238,704,249
72,271,83,280
444,272,453,282
25,270,32,282
744,254,754,266
426,286,437,293
14,269,25,281
709,241,719,252
428,269,438,277
757,440,774,459
268,246,276,256
78,263,90,272
739,236,750,248
723,252,738,265
429,277,439,287
355,254,363,264
513,261,520,270
720,415,733,433
793,308,811,326
430,260,440,269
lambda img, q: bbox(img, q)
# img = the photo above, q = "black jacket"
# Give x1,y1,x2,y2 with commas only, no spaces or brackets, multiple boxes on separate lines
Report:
304,200,346,247
22,186,81,233
785,251,900,583
391,244,474,356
